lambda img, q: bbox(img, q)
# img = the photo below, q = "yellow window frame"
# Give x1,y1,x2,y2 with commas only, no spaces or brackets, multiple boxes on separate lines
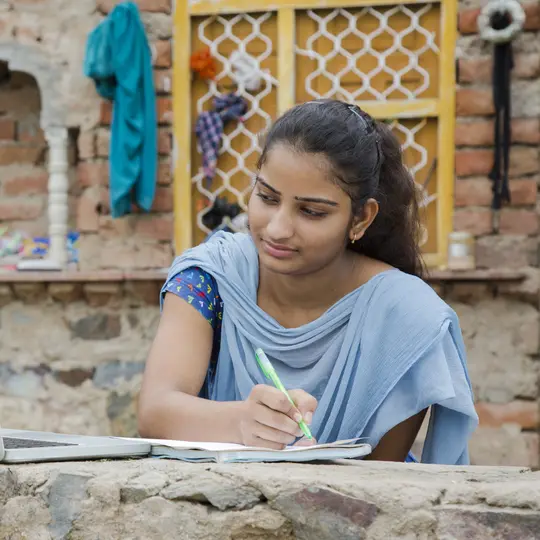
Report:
173,0,457,268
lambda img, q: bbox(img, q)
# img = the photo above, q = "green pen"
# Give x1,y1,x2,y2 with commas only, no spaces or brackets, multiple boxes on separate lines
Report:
255,347,313,440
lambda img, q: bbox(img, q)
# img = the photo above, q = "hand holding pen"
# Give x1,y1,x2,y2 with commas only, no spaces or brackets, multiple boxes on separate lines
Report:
235,347,317,450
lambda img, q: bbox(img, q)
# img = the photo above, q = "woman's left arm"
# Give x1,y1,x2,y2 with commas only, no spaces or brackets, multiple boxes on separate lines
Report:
365,409,427,462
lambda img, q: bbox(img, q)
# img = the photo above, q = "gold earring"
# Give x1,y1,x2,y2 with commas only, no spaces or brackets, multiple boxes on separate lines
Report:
351,237,356,244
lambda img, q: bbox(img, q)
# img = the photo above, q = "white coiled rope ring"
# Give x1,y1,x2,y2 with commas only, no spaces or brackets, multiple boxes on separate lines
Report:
477,0,526,43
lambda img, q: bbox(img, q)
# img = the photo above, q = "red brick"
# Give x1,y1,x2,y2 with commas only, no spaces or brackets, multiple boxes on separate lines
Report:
0,145,43,166
455,118,540,146
453,209,491,235
151,186,173,212
0,200,42,220
158,129,172,155
456,88,494,116
100,100,113,125
476,401,539,430
512,119,540,144
524,2,540,31
455,120,493,146
509,147,539,177
78,131,96,160
3,171,48,195
455,150,493,177
157,97,172,124
77,161,108,188
154,69,172,94
455,178,537,207
458,8,480,34
455,178,492,207
458,57,491,84
97,0,171,14
135,215,173,240
500,209,538,235
153,41,171,68
456,148,539,177
0,118,16,140
510,179,538,205
17,123,46,145
158,161,172,185
458,54,540,83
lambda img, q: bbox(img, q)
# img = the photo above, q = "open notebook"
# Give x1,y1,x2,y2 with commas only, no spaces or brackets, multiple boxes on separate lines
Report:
121,437,372,464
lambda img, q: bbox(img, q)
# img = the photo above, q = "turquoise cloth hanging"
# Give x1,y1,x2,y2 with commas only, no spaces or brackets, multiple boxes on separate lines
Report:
84,1,157,217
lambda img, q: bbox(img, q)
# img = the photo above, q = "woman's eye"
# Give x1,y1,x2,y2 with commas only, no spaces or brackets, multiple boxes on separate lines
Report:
256,192,277,204
302,208,327,218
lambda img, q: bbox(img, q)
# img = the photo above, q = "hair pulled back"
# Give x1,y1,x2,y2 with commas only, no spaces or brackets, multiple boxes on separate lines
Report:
257,99,425,278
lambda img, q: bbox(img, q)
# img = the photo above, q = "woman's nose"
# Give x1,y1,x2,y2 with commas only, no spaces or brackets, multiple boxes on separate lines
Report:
266,207,294,240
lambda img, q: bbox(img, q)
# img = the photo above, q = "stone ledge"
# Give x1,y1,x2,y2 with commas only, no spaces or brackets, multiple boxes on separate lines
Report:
0,269,531,307
0,270,168,283
428,269,527,282
0,459,538,539
0,268,527,284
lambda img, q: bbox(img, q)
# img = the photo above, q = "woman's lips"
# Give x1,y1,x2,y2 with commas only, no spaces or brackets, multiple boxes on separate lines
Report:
262,240,297,259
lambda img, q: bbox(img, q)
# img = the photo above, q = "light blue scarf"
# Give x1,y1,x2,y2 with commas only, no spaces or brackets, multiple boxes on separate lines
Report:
162,232,478,464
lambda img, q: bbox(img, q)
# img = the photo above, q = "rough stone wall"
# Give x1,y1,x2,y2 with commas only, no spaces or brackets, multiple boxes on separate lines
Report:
0,280,538,468
0,459,538,540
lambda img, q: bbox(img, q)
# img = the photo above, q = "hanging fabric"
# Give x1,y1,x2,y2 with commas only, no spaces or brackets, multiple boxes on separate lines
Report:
229,50,263,92
477,0,525,232
84,1,157,218
194,93,248,186
190,47,217,81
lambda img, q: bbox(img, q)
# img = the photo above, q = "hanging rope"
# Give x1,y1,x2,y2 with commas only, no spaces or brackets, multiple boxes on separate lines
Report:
477,0,525,233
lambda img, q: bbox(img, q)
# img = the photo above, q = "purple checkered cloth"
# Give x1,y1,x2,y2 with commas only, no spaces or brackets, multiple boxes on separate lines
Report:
195,93,247,184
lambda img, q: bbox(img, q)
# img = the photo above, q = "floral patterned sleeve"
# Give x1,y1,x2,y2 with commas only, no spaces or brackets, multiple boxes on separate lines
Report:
163,266,223,331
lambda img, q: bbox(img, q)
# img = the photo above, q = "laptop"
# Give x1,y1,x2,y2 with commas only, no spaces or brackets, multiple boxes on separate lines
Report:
0,427,151,464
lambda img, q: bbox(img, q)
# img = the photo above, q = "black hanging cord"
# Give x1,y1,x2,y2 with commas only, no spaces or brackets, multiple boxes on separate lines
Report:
488,11,514,233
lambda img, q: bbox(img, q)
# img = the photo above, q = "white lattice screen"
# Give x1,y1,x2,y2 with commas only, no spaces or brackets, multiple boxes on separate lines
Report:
192,13,278,238
179,0,457,265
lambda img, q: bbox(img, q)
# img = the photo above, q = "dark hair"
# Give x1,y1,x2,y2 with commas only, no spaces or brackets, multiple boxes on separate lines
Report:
257,99,425,278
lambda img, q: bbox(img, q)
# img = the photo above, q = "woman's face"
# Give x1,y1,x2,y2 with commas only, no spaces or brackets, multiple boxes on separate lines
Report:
248,144,354,276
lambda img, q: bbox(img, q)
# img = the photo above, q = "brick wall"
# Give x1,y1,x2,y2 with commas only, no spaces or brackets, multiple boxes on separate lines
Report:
0,69,50,236
72,0,175,271
0,0,175,271
455,1,540,268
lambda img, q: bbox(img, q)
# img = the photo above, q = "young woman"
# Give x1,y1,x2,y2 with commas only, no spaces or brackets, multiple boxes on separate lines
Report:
138,99,478,464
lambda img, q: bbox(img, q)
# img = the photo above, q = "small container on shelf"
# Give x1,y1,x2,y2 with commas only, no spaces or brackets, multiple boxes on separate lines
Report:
447,232,476,271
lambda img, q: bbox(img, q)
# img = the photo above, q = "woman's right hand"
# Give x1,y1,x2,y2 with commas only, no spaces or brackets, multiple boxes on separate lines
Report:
238,384,317,449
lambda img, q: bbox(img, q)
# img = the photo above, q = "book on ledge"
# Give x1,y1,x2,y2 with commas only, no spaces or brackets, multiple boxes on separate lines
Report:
120,437,372,464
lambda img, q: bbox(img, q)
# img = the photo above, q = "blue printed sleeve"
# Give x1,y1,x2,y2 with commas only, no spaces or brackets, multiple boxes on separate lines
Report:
163,266,223,330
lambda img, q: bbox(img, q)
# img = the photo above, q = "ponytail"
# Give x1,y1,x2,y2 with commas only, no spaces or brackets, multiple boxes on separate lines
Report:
350,121,425,278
